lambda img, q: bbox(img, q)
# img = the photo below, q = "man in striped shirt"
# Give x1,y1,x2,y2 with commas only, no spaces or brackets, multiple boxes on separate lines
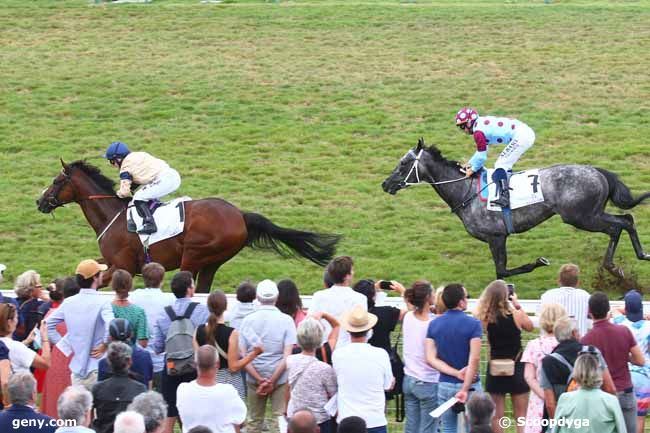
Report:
538,264,591,336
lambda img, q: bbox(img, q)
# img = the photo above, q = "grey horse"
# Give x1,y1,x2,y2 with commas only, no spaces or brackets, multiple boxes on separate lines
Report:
382,138,650,278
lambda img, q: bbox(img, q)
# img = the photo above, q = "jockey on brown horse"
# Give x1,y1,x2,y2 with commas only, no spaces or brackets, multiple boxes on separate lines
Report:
104,141,180,235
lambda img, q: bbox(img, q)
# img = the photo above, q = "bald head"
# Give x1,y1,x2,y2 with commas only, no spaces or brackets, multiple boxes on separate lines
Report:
195,345,219,372
288,410,318,433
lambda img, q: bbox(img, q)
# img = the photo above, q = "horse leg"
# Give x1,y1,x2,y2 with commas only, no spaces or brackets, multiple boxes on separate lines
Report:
488,236,550,278
196,262,221,294
565,212,642,277
618,214,650,261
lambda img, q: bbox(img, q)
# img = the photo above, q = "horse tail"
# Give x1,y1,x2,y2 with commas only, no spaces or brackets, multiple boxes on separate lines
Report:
243,212,341,266
596,168,650,210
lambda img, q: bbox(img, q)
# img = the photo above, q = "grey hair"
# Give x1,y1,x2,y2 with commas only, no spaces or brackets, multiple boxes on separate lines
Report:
297,318,323,352
7,372,36,405
553,317,578,342
14,270,40,299
127,391,168,433
57,386,93,424
114,411,146,433
108,341,133,375
573,353,603,390
466,392,495,427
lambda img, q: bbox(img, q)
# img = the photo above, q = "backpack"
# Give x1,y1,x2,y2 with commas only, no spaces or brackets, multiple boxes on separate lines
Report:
548,352,579,400
164,302,199,376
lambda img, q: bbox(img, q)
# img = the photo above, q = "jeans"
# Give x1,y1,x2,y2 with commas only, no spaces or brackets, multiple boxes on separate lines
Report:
318,418,336,433
437,380,483,433
617,390,637,433
403,374,439,433
367,427,387,433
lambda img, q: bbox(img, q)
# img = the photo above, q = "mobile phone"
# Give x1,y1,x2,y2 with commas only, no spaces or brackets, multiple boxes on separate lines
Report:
379,280,393,291
507,283,515,297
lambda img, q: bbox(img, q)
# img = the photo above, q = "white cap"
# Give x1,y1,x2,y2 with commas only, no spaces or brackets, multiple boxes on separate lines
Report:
256,279,279,300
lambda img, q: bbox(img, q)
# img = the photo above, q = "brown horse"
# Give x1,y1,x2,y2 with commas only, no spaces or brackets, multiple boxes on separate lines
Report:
37,160,340,292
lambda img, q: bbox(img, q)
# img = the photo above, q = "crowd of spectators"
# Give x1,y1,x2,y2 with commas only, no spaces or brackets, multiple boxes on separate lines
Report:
0,258,648,433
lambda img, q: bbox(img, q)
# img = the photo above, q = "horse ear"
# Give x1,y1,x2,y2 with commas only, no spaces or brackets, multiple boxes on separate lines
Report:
60,158,69,171
417,137,425,149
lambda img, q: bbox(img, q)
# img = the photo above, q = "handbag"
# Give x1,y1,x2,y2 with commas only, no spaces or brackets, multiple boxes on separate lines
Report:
488,358,516,377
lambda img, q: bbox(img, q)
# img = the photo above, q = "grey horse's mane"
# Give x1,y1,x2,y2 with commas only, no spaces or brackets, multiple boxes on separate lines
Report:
425,145,462,170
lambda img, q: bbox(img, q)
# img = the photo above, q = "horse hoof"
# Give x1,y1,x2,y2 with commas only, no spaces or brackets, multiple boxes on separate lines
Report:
537,257,550,266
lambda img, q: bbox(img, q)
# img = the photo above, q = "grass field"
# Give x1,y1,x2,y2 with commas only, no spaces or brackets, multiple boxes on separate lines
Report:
1,0,650,299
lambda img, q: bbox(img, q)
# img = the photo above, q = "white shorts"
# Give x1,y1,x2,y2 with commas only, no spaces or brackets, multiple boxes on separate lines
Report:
133,168,181,201
494,124,535,171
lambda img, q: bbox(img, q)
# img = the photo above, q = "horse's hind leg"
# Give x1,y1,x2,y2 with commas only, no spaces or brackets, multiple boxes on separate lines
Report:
196,262,221,293
618,214,650,261
488,235,550,278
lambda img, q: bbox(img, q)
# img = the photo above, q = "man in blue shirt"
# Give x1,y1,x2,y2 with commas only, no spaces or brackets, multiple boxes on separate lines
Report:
426,284,483,433
152,271,209,433
47,259,114,390
0,372,56,433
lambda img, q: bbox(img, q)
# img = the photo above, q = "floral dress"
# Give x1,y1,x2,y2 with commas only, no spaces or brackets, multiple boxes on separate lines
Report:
520,334,559,433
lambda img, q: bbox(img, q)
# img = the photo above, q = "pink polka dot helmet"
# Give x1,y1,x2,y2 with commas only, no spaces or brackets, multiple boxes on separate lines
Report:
455,107,479,130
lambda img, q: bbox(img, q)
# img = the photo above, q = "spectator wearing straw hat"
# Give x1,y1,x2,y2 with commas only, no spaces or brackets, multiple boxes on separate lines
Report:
333,305,394,433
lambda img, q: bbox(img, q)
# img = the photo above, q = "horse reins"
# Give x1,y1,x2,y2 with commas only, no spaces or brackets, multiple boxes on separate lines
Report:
402,148,495,213
401,149,470,187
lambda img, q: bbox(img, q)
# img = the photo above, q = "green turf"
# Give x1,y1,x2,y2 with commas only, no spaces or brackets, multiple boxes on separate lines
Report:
1,0,650,298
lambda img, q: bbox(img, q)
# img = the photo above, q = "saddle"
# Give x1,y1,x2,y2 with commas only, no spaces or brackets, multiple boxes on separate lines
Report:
127,197,191,246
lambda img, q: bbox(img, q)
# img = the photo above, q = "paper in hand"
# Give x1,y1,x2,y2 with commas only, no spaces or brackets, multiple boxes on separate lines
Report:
430,396,459,419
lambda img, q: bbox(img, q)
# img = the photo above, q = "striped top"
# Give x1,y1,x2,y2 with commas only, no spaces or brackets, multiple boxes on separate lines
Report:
539,287,591,337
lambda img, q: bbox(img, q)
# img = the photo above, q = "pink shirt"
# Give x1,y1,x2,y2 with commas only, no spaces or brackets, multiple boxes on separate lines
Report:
403,311,440,383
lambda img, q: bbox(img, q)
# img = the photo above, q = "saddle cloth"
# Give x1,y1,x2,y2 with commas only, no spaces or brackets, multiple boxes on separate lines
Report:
127,197,191,245
478,169,545,211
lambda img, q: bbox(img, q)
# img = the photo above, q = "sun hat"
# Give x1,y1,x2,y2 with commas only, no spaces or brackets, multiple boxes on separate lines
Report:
75,259,108,279
624,290,644,322
340,305,378,333
256,279,279,300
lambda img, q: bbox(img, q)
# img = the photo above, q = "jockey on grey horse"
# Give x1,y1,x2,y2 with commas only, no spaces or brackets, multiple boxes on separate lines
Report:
104,141,181,235
456,107,535,209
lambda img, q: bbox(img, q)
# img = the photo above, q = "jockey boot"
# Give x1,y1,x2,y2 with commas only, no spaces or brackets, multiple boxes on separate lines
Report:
134,200,157,235
491,178,511,208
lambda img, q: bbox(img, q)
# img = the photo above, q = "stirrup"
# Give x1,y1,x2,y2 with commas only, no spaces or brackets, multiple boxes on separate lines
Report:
138,222,157,235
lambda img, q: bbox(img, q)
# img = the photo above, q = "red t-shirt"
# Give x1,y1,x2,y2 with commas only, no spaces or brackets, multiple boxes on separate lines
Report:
581,320,637,391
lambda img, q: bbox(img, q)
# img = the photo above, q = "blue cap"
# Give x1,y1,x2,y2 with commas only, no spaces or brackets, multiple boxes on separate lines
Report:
624,290,644,322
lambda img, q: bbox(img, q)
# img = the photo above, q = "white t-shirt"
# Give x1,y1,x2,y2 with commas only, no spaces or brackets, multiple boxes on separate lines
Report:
177,381,246,433
0,336,36,373
332,342,393,428
310,286,367,347
129,288,175,372
539,287,591,337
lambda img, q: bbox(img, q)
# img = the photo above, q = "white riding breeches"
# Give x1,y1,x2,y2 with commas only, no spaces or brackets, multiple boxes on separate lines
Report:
133,168,181,201
494,124,535,171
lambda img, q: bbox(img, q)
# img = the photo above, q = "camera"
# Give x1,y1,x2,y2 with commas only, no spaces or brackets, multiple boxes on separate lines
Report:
506,283,515,297
379,280,393,291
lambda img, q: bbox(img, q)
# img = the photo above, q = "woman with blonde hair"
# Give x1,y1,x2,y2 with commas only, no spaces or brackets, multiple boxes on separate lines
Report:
13,270,49,342
554,351,626,433
520,303,567,433
475,280,533,433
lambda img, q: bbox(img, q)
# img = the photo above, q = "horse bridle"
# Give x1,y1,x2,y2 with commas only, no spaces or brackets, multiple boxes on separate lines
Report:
43,169,116,209
400,149,469,187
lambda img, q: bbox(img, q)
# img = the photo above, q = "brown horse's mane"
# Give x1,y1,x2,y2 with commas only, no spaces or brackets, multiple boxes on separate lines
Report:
68,160,117,194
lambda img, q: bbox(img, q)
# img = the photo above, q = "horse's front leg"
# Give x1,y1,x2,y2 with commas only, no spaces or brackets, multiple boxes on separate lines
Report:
487,235,549,278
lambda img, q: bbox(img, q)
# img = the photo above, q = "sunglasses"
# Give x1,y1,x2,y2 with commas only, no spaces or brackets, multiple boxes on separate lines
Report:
579,345,599,356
